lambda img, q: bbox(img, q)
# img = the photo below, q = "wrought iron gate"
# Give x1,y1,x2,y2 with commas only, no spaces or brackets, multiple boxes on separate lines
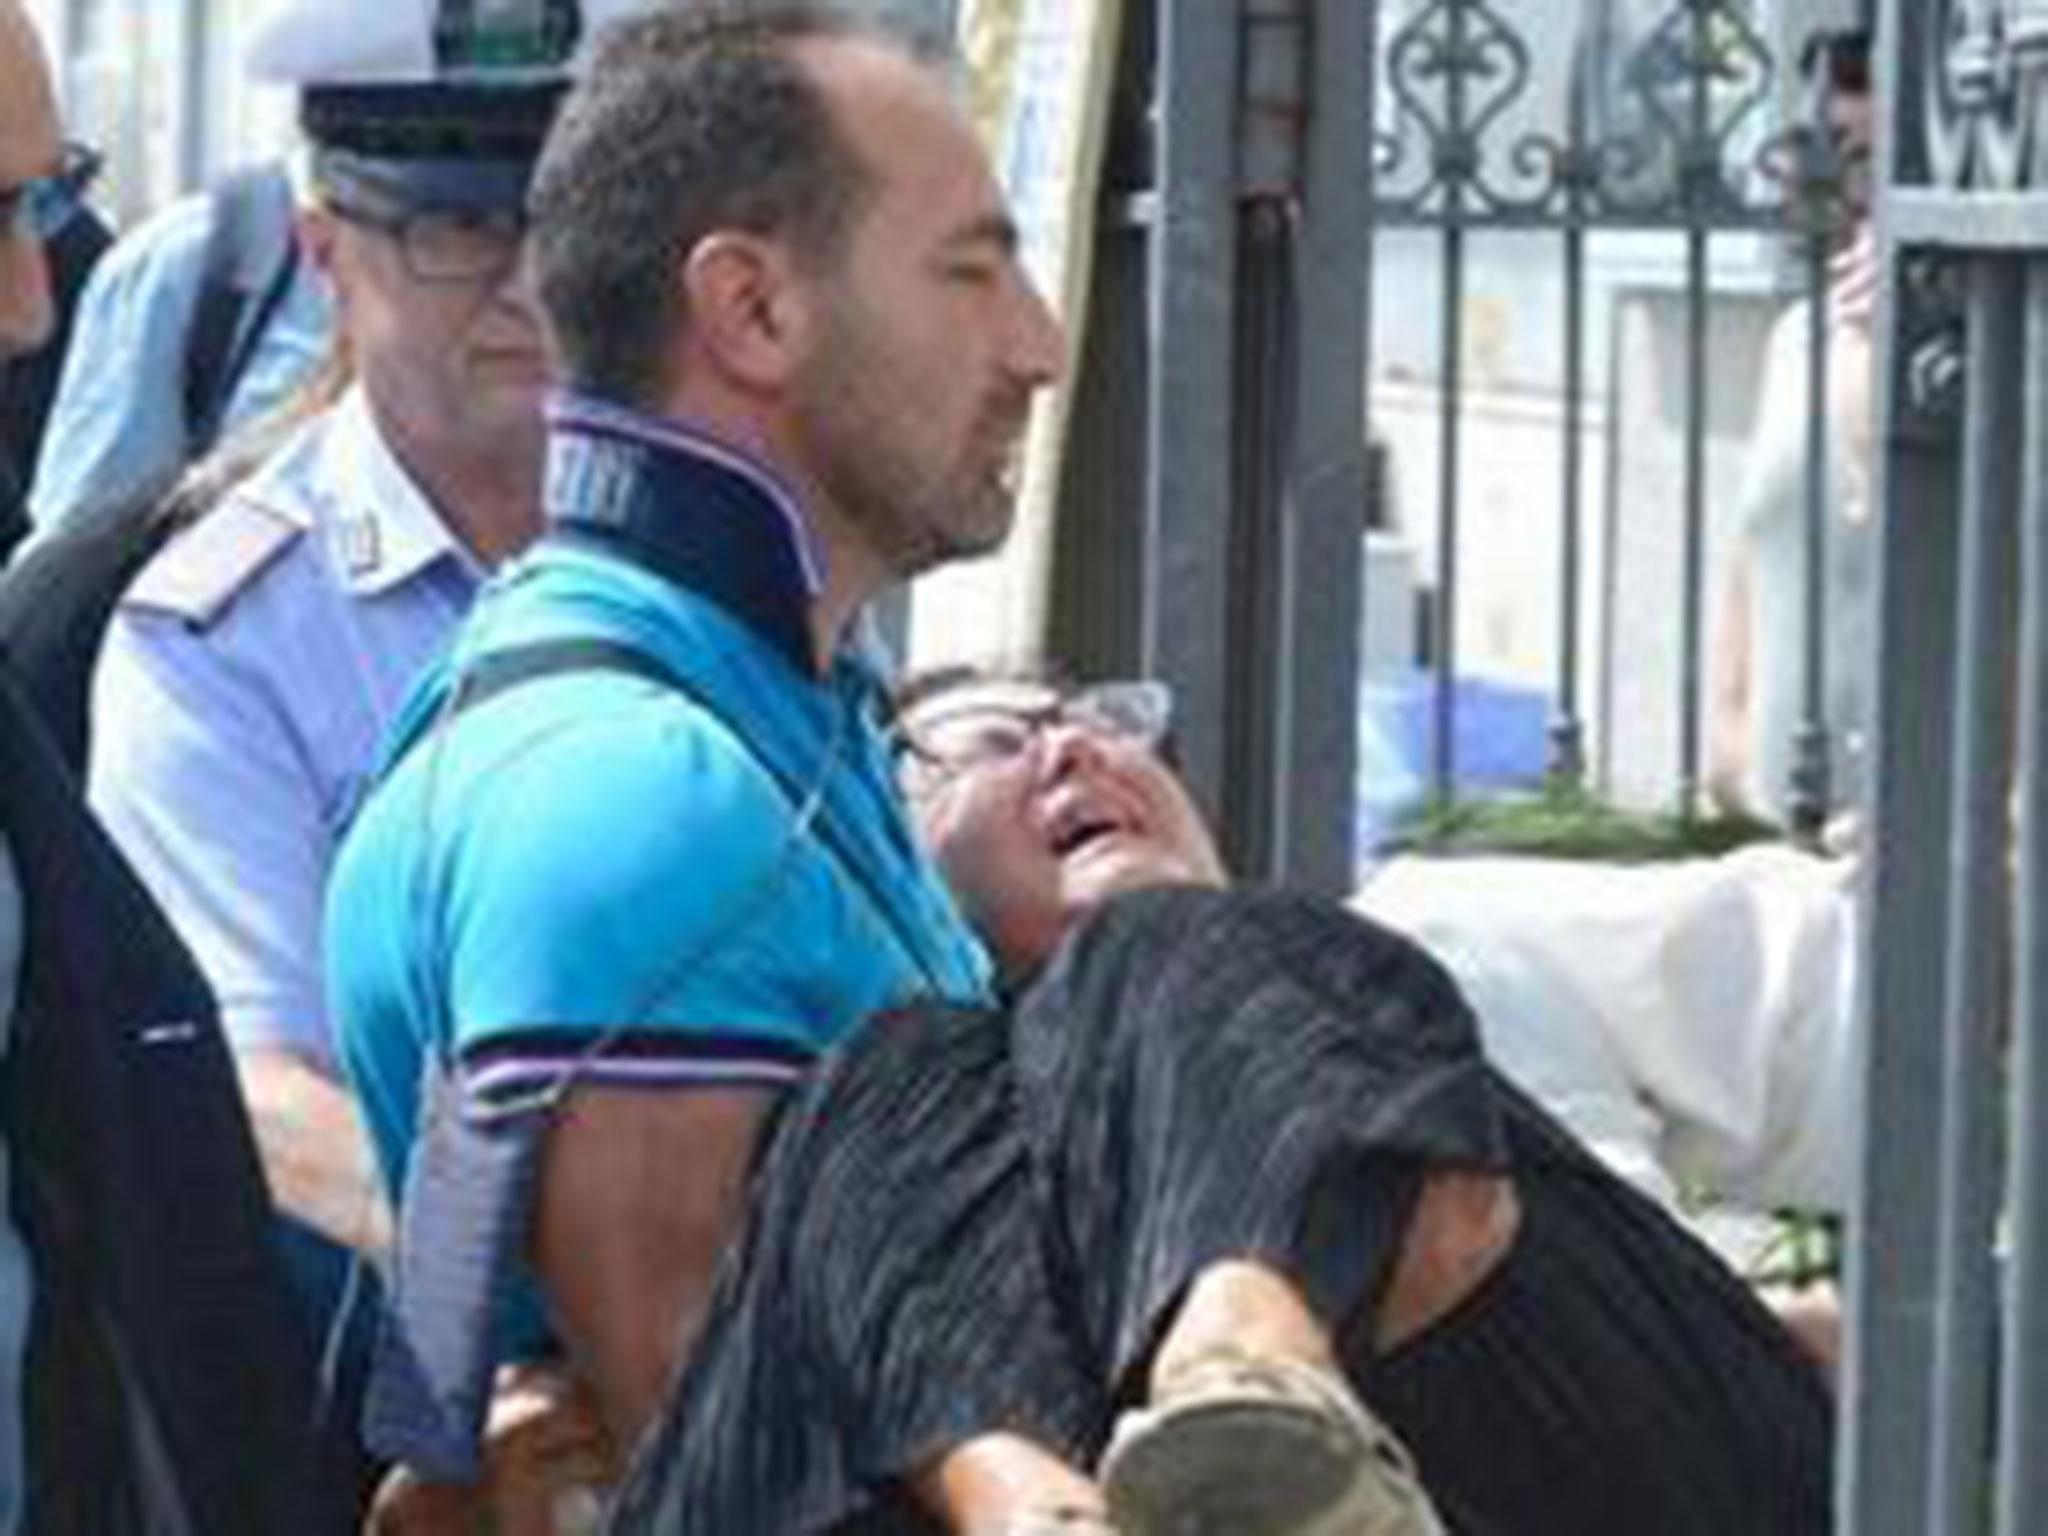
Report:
1842,3,2048,1534
1066,2,2024,1528
1067,0,1870,890
1366,0,1866,841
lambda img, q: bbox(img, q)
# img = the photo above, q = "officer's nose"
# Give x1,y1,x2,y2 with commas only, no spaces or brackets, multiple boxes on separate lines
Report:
0,222,55,361
499,243,540,304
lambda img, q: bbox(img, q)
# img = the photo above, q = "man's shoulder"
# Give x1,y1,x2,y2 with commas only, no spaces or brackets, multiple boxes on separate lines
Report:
474,666,788,828
118,494,310,632
114,413,344,632
82,193,219,294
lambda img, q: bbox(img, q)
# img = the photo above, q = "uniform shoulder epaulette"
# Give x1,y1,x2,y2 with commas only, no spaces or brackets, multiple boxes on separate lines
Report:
122,497,306,630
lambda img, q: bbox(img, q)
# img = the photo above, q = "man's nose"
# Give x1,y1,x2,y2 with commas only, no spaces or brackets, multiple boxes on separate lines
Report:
0,225,55,360
1006,272,1066,389
497,243,541,307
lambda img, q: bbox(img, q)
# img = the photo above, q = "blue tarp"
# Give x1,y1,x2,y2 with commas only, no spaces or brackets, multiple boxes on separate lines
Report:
1357,669,1553,859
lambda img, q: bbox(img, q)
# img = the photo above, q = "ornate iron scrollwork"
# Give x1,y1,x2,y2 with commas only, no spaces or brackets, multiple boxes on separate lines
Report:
1928,0,2048,189
1375,0,1538,214
1374,0,1788,230
1895,251,1970,439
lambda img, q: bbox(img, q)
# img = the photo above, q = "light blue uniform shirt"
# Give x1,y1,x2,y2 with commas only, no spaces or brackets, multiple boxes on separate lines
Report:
0,838,27,1536
28,188,330,532
88,387,481,1068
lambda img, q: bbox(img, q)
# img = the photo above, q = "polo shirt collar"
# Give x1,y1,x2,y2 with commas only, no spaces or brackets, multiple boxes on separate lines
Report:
542,392,829,676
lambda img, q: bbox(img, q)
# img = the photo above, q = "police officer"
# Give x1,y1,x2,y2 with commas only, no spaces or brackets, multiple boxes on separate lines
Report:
86,0,648,1470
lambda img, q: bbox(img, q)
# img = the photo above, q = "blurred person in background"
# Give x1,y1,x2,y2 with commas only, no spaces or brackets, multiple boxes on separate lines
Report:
1710,23,1878,833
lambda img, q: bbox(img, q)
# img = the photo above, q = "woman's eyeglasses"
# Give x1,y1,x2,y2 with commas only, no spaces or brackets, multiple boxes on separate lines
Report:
893,680,1174,793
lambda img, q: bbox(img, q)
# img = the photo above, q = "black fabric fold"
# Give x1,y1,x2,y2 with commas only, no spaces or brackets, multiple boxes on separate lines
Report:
612,886,1832,1536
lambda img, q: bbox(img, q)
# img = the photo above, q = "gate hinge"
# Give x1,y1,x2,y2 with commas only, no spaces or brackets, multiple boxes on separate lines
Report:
1239,0,1311,199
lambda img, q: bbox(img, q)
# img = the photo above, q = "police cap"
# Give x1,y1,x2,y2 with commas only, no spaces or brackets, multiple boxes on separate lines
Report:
247,0,650,213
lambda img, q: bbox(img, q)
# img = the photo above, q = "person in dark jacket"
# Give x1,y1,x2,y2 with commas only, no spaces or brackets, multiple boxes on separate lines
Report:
607,672,1834,1536
0,200,110,558
0,7,340,1531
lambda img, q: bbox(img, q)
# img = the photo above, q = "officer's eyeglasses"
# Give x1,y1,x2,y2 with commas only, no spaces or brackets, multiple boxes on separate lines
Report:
326,198,525,286
0,142,102,243
894,680,1174,795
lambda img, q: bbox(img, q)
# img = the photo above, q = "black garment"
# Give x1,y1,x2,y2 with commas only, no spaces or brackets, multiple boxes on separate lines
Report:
0,659,343,1534
0,210,113,565
612,887,1832,1536
0,491,184,777
0,456,20,587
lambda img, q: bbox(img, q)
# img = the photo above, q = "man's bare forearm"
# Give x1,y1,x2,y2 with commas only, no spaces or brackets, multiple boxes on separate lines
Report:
236,1045,394,1260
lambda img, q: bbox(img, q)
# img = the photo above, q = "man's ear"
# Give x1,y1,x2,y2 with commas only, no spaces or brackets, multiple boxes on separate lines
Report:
295,205,341,278
678,233,811,393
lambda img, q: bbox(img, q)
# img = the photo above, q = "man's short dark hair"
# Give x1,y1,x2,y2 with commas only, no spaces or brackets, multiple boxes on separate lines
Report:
1797,26,1872,95
530,6,936,408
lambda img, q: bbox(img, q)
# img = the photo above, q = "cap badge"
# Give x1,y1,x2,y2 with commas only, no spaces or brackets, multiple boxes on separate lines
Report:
435,0,582,72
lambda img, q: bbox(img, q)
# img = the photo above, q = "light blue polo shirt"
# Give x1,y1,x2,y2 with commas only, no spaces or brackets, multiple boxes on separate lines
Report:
327,414,992,1211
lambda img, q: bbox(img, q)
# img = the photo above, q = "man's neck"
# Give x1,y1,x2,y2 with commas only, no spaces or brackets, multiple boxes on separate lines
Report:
374,405,542,568
802,524,886,676
650,392,890,676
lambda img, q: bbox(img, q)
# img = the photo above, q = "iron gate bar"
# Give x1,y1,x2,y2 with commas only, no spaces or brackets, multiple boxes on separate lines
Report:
1680,216,1710,813
1890,190,2048,248
1675,0,1713,814
1270,0,1371,892
1224,0,1304,883
1841,6,1962,1528
1368,207,1785,230
1145,0,1239,833
1838,274,1962,1536
1550,48,1604,789
1994,257,2048,1536
1224,202,1294,878
1927,254,2024,1536
1433,224,1465,801
1428,0,1473,804
1788,228,1835,841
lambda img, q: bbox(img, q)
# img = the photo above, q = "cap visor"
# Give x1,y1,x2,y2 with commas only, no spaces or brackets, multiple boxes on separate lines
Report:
315,148,533,214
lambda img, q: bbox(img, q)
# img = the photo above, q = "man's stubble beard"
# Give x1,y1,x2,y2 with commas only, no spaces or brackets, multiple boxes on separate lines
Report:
793,301,1018,585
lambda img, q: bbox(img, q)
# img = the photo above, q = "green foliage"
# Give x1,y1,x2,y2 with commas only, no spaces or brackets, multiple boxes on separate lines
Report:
1390,783,1784,864
1742,1209,1845,1291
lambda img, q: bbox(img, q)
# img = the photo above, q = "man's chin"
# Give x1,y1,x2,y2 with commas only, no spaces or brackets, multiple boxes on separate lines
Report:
947,482,1019,557
889,504,1016,579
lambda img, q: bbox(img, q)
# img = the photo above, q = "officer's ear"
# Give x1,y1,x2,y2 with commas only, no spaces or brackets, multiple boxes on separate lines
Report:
677,231,813,395
297,205,341,279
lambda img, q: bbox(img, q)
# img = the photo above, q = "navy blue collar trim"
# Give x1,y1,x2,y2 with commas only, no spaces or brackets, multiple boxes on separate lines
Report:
542,403,820,676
